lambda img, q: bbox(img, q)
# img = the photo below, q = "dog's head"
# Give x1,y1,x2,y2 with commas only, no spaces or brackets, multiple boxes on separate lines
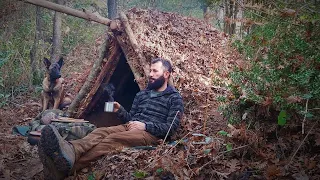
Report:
43,57,64,82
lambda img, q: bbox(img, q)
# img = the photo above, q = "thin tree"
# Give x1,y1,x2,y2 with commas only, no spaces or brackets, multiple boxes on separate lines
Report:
29,6,43,89
50,0,64,62
107,0,117,19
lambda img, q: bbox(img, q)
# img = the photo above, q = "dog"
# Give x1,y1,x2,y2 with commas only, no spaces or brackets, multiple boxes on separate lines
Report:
41,57,72,111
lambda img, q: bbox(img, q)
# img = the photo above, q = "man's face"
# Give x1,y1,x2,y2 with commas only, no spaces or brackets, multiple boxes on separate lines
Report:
147,61,170,90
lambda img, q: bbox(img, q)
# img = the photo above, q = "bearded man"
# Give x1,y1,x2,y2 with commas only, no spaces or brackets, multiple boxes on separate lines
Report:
38,58,184,178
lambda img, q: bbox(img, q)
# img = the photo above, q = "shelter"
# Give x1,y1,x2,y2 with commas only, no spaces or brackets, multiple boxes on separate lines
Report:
65,9,241,132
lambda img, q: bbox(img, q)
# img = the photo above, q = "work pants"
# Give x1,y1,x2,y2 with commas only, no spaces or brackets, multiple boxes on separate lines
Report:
70,124,159,170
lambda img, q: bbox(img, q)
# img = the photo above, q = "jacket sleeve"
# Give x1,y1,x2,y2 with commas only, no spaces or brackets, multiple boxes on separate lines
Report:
144,95,184,138
116,93,140,123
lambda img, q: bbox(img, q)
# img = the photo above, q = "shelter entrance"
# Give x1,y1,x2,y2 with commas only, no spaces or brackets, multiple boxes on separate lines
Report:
84,53,140,127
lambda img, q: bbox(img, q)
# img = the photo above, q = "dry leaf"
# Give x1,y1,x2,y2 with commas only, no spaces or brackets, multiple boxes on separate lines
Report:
287,95,302,104
227,159,240,173
266,165,281,177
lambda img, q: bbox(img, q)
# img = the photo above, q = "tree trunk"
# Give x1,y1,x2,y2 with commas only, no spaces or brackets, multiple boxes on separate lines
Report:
231,0,238,35
29,6,43,89
107,0,117,19
224,0,229,34
50,0,63,62
202,4,209,22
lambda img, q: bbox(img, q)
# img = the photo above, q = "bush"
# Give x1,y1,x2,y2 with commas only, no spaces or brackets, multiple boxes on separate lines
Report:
226,6,320,123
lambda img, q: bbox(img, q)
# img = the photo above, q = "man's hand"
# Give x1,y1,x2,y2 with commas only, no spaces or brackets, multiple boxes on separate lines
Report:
128,121,146,131
113,102,121,112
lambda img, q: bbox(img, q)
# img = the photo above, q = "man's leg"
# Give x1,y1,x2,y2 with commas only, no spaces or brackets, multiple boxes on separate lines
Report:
38,124,127,177
70,124,127,160
74,130,159,171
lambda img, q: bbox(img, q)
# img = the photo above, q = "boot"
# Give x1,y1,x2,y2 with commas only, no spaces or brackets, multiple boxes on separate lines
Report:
38,145,66,180
39,125,75,176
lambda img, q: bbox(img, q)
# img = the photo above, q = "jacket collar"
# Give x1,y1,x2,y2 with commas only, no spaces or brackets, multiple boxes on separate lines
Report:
145,85,177,96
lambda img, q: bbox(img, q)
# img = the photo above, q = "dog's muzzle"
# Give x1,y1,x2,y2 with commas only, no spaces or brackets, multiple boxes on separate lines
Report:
49,71,61,81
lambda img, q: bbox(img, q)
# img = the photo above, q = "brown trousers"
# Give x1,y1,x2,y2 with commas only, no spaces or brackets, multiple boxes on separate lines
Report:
70,124,159,170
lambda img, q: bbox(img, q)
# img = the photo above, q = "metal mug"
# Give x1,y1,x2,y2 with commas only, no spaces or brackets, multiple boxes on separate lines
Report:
104,102,114,112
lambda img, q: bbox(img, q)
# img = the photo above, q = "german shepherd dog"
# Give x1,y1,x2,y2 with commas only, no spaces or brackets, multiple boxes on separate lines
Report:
41,57,71,111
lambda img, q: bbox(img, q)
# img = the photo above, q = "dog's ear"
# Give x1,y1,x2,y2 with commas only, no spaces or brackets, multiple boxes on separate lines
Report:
57,57,64,68
43,58,51,69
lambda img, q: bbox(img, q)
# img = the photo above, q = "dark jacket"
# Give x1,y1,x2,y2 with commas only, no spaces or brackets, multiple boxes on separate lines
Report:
116,85,184,138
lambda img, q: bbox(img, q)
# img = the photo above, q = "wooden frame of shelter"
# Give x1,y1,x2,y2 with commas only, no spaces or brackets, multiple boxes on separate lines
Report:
20,0,240,131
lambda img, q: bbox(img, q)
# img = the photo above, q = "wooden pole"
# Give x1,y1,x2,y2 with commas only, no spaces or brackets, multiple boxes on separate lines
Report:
75,38,122,118
20,0,111,25
119,12,150,79
67,34,110,117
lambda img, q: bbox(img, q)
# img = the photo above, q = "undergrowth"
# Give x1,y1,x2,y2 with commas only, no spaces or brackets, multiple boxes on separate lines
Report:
221,2,320,126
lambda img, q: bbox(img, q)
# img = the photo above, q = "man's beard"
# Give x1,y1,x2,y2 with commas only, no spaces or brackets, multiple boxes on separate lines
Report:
147,75,166,90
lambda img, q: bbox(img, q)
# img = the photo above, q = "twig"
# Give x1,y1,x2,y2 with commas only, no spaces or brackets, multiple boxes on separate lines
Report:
144,132,191,170
186,161,196,177
198,154,224,172
203,94,209,134
302,99,309,134
308,108,320,111
10,159,27,163
198,144,250,171
287,120,318,167
218,144,250,154
162,111,179,145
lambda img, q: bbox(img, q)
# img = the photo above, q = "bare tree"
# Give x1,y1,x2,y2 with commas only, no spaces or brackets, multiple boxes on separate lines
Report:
107,0,117,19
29,6,43,89
223,0,238,35
50,0,64,62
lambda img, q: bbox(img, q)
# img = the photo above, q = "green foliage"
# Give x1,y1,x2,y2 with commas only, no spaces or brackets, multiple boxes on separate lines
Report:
156,168,164,173
225,143,232,152
133,170,147,178
121,0,205,18
218,130,231,137
277,110,287,126
226,2,320,124
87,172,95,180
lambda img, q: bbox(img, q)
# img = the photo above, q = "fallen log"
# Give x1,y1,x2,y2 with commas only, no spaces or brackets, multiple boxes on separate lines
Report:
20,0,111,25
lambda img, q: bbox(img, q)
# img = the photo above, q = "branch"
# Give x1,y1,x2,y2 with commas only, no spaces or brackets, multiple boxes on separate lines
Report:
287,120,318,167
302,99,309,134
119,12,150,77
162,111,180,145
20,0,111,25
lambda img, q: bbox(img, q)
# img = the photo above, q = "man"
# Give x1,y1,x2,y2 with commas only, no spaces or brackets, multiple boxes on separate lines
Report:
38,58,184,178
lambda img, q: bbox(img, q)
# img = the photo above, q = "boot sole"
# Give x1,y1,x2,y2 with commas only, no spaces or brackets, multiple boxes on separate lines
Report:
38,145,66,180
40,125,73,173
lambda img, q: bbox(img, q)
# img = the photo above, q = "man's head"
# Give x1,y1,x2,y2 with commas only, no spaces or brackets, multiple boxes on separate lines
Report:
147,58,172,90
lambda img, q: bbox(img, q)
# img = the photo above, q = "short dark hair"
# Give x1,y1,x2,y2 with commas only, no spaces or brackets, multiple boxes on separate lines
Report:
151,58,172,73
